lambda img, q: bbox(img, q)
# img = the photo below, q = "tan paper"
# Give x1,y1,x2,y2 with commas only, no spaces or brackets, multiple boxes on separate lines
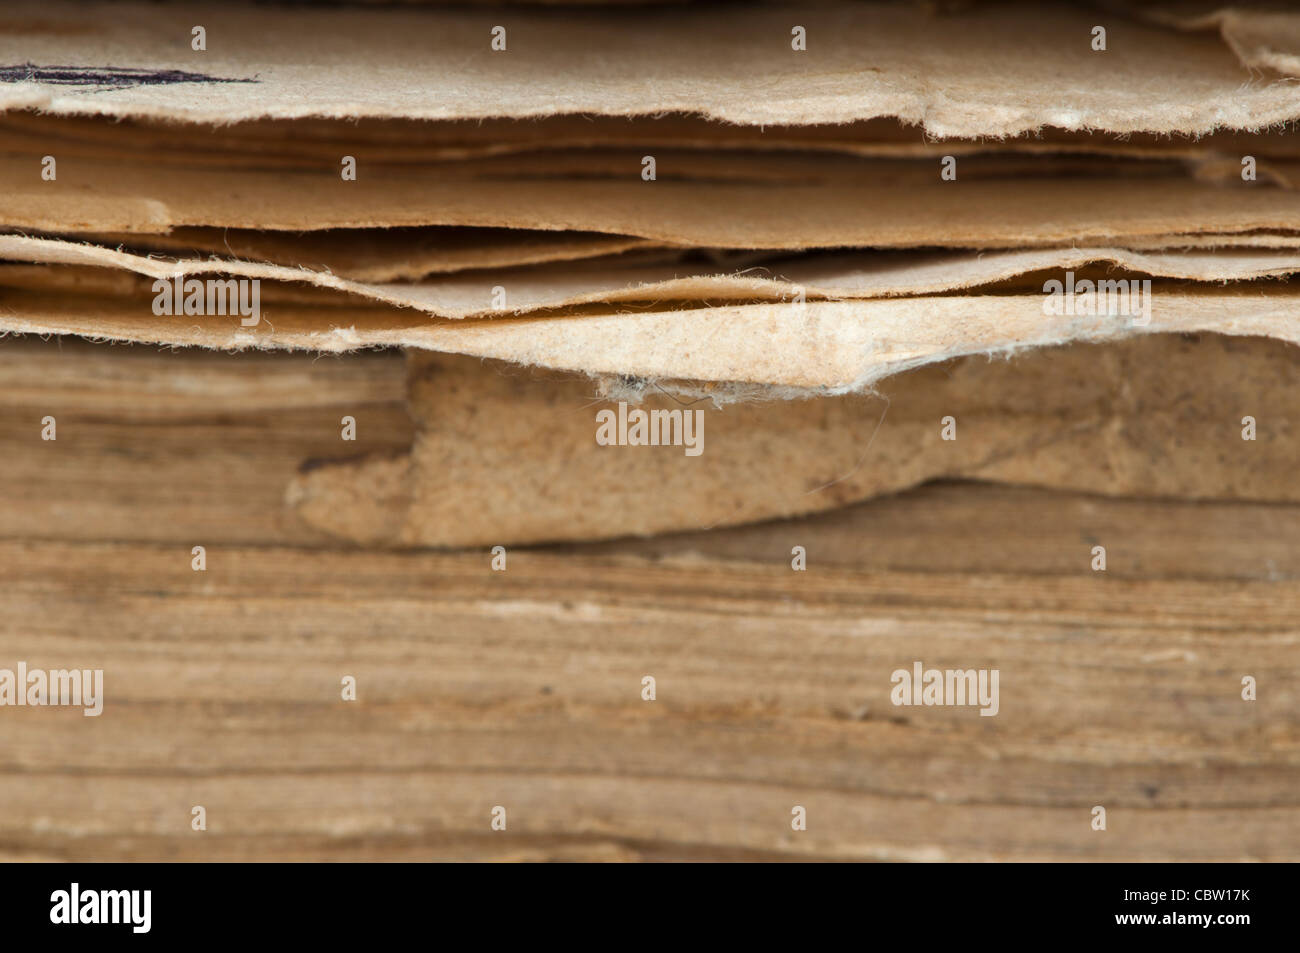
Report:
3,1,1298,135
39,227,1300,282
3,266,1297,394
6,151,1300,247
9,234,1300,318
287,334,1300,546
1125,231,1300,249
15,109,1300,182
52,227,664,282
1125,2,1300,75
13,109,1300,168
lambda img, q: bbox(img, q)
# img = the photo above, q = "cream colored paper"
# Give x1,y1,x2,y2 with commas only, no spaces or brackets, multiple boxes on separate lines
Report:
3,1,1300,135
8,234,1300,318
1,266,1296,394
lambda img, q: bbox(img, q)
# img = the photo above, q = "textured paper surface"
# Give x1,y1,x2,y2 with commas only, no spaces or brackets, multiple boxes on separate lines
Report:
3,1,1299,135
45,227,664,282
3,266,1297,393
1128,2,1300,75
9,235,1300,318
12,110,1300,166
286,334,1299,546
29,226,1300,283
7,151,1300,248
1124,232,1300,249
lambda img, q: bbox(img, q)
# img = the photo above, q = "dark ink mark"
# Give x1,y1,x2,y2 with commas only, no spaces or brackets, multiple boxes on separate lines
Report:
0,63,258,91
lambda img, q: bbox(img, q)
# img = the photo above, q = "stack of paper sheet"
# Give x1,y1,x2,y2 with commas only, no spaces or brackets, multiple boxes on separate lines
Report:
2,0,1296,544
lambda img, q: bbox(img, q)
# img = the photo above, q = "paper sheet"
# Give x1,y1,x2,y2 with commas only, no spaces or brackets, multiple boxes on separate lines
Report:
2,266,1296,394
7,151,1300,248
8,235,1300,318
286,334,1300,546
3,1,1299,135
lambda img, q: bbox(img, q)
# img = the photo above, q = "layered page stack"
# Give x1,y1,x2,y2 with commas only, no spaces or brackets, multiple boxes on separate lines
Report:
2,0,1297,545
3,0,1300,866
